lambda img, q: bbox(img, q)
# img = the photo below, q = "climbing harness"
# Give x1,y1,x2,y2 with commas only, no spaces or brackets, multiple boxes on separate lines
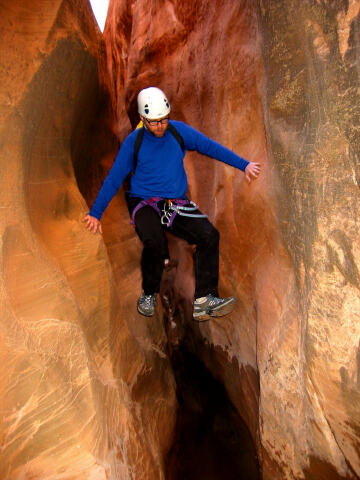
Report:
130,197,162,225
130,197,207,227
160,199,207,226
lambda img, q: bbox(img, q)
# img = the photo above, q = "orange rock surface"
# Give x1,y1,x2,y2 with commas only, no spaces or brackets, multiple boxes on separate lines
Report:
0,1,176,478
1,0,360,479
101,0,360,478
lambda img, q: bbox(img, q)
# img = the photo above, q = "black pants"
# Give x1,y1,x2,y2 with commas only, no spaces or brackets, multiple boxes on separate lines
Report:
127,197,219,298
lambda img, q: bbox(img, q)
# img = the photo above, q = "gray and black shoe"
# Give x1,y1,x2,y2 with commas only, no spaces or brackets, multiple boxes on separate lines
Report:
193,294,237,321
137,291,156,317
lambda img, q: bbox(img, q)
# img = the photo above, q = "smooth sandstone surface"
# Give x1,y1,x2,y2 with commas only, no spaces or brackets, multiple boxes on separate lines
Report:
0,1,176,479
1,0,360,479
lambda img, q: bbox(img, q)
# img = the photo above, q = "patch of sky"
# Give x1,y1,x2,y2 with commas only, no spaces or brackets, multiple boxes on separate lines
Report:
89,0,109,32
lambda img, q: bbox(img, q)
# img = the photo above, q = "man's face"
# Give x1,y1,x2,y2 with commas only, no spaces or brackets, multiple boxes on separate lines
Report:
141,115,169,138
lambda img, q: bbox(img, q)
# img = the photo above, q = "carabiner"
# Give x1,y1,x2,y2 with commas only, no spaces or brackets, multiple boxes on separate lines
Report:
161,209,172,226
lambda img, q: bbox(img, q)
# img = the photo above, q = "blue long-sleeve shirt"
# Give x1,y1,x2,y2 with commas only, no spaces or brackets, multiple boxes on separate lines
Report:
89,120,249,220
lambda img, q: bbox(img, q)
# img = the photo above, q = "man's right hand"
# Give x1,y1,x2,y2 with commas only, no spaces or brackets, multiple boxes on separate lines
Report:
82,214,103,234
245,162,261,183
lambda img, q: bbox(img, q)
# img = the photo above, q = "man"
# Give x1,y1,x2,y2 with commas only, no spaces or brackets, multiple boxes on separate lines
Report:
83,87,261,320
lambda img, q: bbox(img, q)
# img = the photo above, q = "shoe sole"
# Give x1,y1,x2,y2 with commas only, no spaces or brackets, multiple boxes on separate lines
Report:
208,300,236,317
193,298,237,321
137,306,155,317
192,312,212,322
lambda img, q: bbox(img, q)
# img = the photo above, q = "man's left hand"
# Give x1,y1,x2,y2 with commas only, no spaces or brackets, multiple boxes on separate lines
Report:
245,162,261,183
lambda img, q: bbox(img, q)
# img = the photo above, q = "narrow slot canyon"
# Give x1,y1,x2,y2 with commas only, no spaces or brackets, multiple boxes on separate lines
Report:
1,1,359,479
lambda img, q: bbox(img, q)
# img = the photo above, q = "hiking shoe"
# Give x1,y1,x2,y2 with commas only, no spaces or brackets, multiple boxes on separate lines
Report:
193,294,237,321
137,292,156,316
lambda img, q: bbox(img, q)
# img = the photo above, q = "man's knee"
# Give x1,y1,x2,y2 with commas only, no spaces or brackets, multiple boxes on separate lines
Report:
134,207,168,256
198,222,219,248
142,234,168,256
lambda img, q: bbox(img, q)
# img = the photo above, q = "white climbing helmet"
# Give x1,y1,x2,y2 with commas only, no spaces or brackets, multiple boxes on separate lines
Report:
137,87,171,119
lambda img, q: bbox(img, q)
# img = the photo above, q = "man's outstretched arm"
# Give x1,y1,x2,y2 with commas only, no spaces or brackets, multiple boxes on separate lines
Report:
173,121,262,180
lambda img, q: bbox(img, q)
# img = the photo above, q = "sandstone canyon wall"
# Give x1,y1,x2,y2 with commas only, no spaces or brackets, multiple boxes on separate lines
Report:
259,2,360,478
0,1,177,479
1,0,360,479
102,0,360,479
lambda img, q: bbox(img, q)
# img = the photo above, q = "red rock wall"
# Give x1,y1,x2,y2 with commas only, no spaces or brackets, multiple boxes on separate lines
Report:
0,1,176,478
2,0,360,479
100,0,360,478
259,2,360,478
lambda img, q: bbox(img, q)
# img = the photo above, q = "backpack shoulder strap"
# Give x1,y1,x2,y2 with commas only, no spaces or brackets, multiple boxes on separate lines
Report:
168,123,185,152
133,127,145,171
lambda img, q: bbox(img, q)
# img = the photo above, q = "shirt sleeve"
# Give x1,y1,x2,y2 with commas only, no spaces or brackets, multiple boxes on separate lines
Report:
175,121,249,171
89,140,134,220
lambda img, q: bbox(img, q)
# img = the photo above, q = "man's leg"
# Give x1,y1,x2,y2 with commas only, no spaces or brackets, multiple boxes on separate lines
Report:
170,213,219,297
134,205,169,295
127,198,169,316
170,210,236,319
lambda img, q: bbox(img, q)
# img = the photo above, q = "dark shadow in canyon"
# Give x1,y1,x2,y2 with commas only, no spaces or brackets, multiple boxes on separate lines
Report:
165,345,260,480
